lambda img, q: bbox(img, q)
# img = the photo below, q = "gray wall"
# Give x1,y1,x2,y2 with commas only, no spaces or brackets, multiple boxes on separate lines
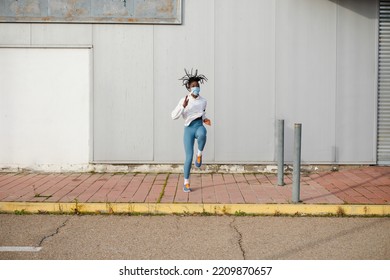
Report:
0,0,378,165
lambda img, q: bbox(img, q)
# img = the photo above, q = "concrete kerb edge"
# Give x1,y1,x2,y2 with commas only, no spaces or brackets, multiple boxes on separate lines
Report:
0,202,389,216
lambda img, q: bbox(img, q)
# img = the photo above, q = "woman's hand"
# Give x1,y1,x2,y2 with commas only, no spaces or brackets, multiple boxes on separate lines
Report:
183,95,189,108
204,118,211,126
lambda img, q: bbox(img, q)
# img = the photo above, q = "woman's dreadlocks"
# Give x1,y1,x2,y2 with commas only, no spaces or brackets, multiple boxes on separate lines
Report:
179,68,208,90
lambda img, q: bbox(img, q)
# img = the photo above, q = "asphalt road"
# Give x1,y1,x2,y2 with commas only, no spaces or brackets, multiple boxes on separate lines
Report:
0,214,389,260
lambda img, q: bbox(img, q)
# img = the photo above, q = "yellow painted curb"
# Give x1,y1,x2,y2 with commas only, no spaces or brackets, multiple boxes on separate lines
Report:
0,202,390,216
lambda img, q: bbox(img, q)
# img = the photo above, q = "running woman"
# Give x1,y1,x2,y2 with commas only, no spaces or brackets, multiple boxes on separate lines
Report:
171,69,211,192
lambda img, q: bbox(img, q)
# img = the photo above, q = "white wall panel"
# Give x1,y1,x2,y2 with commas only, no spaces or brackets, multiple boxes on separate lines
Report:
153,0,215,163
336,0,377,163
0,48,90,166
31,24,92,45
276,0,337,163
93,25,154,162
215,0,276,162
0,23,30,45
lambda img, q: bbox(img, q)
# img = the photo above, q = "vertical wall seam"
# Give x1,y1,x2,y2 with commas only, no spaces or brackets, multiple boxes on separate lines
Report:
153,25,155,161
91,25,95,163
213,0,216,162
91,24,95,163
334,0,339,163
274,0,278,163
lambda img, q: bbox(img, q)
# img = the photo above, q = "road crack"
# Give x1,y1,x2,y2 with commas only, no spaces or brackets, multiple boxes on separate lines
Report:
230,217,246,260
38,216,72,247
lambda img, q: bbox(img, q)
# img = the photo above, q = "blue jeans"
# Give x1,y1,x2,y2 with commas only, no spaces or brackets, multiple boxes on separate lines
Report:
183,118,207,179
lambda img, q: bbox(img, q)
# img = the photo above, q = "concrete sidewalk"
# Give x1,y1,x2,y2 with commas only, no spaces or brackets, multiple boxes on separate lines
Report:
0,166,389,216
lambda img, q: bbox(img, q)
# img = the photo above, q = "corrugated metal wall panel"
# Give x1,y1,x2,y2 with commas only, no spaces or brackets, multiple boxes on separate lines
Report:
379,0,390,164
336,0,377,163
215,0,275,162
31,24,92,45
153,0,215,163
0,23,30,45
92,25,154,162
276,0,337,163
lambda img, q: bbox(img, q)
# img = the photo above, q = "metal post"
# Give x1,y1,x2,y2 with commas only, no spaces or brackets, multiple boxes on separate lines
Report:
277,119,285,186
292,123,302,203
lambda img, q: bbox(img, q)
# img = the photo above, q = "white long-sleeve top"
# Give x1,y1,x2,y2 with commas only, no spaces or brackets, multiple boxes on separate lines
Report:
171,94,207,126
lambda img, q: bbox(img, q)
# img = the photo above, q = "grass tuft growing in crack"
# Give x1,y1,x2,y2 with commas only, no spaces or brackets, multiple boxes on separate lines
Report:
157,173,170,203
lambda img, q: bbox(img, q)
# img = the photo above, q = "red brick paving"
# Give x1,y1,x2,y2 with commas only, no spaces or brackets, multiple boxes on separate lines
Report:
58,174,101,202
48,173,91,202
0,166,389,205
188,174,201,203
173,174,188,203
108,174,135,202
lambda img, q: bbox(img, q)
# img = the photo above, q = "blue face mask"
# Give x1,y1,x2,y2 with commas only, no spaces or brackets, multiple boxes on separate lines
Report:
191,87,200,95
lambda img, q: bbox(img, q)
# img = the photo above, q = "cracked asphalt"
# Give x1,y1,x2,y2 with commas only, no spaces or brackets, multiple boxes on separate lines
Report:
0,215,389,260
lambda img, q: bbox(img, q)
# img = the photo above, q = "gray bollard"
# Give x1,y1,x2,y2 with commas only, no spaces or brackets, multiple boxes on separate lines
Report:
277,119,285,186
292,123,302,203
